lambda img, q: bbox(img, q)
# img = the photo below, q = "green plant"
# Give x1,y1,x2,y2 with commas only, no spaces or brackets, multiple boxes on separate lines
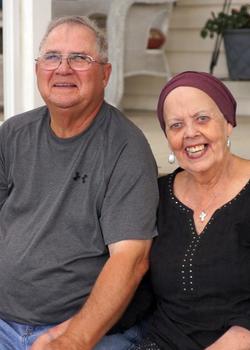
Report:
201,4,250,38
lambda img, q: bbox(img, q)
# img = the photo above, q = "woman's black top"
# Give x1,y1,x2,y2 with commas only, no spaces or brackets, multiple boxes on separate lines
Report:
147,168,250,350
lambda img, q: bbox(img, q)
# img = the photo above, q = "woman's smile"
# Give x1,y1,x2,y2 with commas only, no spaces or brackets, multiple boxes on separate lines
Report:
185,143,209,159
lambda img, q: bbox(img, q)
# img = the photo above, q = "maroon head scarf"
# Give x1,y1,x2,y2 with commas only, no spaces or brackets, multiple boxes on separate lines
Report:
157,71,237,132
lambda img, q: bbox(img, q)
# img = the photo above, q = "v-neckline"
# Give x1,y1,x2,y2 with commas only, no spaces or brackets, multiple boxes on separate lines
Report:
167,169,250,236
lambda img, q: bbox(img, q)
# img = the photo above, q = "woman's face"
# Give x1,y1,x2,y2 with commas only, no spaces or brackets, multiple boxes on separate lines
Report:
164,86,233,175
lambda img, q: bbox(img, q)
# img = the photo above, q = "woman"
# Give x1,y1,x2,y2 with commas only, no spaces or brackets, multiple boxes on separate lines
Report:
133,71,250,349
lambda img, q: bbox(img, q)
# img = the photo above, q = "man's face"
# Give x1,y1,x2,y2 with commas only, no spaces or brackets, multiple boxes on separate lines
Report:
36,23,111,114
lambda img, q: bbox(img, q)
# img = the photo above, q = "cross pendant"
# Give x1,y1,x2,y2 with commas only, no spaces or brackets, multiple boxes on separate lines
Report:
199,211,207,222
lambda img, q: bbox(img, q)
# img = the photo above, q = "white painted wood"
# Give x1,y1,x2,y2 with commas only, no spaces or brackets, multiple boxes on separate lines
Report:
170,5,226,29
0,10,2,109
174,0,246,6
225,81,250,98
23,0,52,112
123,0,250,116
124,76,250,116
0,56,2,109
167,30,217,52
224,81,250,116
53,0,174,107
3,0,21,118
2,0,250,118
167,52,229,77
3,0,51,119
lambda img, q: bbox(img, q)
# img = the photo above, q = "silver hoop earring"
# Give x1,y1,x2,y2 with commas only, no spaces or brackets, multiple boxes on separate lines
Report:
168,152,175,164
227,137,231,149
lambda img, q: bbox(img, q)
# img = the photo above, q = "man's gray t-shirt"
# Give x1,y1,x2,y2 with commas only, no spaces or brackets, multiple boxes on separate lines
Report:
0,102,158,325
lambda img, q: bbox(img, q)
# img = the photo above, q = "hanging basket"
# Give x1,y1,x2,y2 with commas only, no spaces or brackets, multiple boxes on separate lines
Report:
223,29,250,80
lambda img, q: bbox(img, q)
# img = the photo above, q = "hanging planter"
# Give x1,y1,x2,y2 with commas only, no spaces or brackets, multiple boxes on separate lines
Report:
201,3,250,80
223,28,250,80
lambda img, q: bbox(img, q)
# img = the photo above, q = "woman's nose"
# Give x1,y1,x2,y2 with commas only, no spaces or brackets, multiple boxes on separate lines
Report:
184,121,199,138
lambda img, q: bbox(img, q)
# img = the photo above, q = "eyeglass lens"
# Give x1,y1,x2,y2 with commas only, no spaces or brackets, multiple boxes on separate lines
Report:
39,54,92,71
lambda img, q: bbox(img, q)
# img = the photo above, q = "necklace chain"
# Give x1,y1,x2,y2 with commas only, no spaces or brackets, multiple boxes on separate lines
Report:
181,177,226,223
198,191,219,222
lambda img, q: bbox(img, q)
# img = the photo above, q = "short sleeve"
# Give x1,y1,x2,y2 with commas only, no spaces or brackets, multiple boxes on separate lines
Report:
0,123,9,209
100,135,159,244
228,316,250,331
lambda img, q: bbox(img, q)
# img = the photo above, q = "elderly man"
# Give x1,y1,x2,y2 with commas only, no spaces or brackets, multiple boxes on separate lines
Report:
0,16,158,350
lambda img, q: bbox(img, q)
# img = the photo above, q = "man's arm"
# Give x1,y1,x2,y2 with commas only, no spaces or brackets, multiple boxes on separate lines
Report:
205,326,250,350
31,239,152,350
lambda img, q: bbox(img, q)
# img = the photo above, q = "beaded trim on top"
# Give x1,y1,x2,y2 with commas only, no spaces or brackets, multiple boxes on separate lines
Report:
167,171,250,294
167,172,250,235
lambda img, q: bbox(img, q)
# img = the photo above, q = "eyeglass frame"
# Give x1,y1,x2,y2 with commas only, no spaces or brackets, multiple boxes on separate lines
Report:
35,52,107,71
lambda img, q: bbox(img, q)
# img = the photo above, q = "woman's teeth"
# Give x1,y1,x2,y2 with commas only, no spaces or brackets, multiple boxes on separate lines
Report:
186,144,205,154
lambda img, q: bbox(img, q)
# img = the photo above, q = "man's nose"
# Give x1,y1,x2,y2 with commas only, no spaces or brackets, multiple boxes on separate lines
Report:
56,57,72,72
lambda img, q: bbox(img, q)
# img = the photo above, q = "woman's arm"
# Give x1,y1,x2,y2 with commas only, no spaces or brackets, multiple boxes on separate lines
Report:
205,326,250,350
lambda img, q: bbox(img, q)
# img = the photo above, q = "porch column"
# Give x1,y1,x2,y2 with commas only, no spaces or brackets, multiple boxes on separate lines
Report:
3,0,52,119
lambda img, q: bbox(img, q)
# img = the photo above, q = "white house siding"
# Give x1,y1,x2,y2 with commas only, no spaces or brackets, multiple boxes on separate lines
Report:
1,0,249,119
0,11,2,111
123,0,250,116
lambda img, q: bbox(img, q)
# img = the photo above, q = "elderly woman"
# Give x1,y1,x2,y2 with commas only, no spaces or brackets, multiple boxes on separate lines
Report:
132,71,250,350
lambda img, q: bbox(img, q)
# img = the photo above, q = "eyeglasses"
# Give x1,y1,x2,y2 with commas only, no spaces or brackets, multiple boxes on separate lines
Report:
35,53,105,71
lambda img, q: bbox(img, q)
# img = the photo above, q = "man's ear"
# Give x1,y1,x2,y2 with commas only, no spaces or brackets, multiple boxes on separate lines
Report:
35,61,38,75
102,63,112,88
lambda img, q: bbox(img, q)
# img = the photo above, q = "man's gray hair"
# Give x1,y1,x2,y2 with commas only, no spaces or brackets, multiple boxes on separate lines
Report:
39,16,108,63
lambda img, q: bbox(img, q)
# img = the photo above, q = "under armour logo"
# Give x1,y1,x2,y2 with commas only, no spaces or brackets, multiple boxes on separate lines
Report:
73,172,88,183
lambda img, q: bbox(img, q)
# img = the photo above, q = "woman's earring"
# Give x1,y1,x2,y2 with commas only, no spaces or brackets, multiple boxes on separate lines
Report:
227,137,231,149
168,151,175,164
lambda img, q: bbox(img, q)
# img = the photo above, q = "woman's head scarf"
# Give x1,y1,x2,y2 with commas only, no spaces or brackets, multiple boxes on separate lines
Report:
157,71,237,132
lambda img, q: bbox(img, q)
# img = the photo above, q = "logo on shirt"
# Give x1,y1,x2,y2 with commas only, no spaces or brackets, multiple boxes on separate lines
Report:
73,171,88,183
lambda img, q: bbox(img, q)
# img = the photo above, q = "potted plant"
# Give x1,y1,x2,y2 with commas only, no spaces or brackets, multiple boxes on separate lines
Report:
201,3,250,80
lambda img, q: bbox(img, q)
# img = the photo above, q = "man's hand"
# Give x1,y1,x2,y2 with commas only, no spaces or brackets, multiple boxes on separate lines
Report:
30,318,83,350
31,239,152,350
30,333,83,350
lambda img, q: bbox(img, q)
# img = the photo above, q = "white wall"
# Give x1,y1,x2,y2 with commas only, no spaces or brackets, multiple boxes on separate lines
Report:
2,0,249,119
123,0,250,116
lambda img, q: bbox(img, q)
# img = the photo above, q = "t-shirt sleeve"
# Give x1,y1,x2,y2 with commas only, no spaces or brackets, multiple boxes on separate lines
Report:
0,124,9,209
100,134,159,244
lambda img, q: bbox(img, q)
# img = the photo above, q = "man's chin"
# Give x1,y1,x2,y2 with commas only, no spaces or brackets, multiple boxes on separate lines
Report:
46,99,80,110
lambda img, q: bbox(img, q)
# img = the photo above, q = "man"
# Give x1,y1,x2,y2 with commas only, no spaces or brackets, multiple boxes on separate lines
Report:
0,16,158,350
